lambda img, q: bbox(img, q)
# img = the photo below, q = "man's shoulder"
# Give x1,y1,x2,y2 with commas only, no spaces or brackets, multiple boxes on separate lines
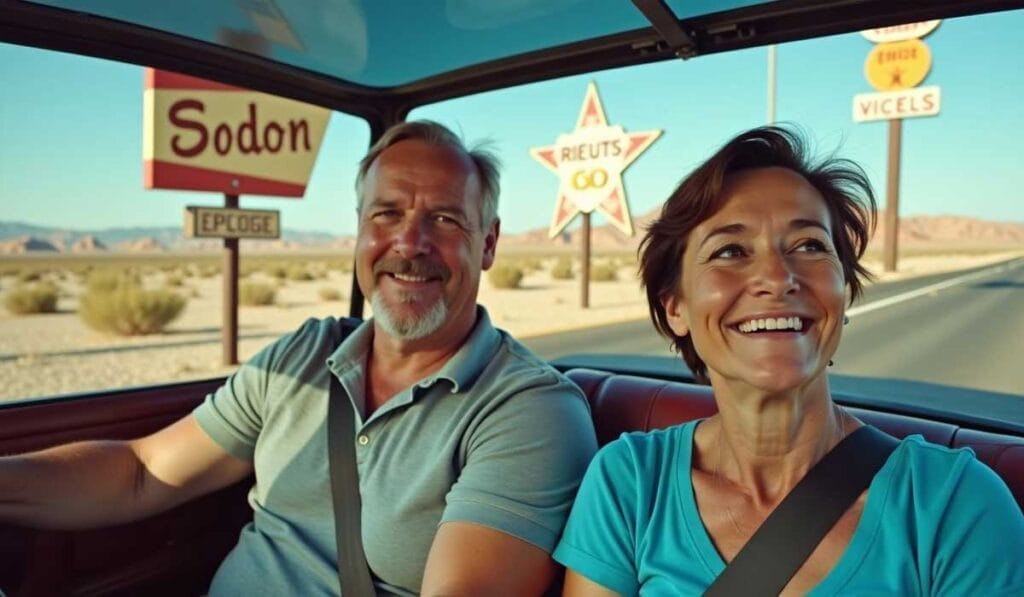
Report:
487,330,579,393
252,316,354,368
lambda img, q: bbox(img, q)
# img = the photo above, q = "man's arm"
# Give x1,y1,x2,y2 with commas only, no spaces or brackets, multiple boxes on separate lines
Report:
420,521,556,596
417,369,598,596
0,414,252,530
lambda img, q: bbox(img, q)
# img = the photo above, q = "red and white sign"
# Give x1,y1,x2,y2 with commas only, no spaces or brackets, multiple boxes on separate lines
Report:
861,20,940,43
530,82,661,238
852,86,941,122
143,69,330,197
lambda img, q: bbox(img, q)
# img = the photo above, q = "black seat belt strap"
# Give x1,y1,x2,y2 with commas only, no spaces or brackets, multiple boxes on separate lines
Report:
705,425,899,597
327,317,376,597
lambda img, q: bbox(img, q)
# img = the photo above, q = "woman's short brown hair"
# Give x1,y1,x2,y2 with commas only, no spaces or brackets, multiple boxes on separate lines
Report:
638,125,877,383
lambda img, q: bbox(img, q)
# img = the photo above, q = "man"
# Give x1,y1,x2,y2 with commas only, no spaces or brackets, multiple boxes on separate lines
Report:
0,121,598,595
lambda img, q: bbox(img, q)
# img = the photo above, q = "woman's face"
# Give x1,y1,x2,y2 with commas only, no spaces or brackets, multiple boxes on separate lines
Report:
662,167,846,394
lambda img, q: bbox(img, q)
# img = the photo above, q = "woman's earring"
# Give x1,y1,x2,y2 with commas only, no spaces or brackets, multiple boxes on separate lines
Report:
843,315,850,325
828,359,834,367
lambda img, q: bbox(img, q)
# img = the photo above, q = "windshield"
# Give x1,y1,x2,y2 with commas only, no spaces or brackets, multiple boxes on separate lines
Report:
1,9,1022,405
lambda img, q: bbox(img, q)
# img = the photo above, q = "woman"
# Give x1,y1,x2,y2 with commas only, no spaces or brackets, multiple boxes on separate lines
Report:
552,126,1024,596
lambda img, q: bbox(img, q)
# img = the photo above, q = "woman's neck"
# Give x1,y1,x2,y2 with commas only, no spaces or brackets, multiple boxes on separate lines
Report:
706,375,857,508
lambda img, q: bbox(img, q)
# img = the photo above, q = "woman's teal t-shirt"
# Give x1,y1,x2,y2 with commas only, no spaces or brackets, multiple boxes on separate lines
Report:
553,421,1024,596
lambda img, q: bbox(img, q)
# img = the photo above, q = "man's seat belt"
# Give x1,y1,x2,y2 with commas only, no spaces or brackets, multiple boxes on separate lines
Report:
327,317,377,597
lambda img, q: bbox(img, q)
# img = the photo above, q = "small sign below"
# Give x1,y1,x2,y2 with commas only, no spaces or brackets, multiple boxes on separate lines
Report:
861,20,941,43
184,206,281,239
852,86,941,122
864,39,931,91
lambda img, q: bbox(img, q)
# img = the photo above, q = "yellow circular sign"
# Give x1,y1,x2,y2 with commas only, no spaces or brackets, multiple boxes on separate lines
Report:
865,39,932,91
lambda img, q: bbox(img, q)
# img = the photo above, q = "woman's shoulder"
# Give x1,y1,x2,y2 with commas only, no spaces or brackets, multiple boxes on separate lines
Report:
887,434,1014,507
591,420,701,475
894,434,978,473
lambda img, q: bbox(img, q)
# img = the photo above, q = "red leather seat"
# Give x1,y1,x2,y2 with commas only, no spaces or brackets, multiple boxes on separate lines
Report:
566,368,1024,512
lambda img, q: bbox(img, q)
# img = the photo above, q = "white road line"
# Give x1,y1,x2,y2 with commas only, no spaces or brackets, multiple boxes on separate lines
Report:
848,259,1023,319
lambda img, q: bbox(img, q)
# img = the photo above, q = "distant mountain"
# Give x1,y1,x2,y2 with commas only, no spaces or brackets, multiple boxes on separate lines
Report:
0,221,346,253
70,235,107,252
501,210,1024,251
0,235,61,254
3,214,1023,254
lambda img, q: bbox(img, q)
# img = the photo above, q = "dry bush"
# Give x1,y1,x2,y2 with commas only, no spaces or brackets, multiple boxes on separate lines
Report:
488,264,524,289
86,270,138,293
591,263,619,282
164,273,184,287
240,282,277,306
287,265,314,281
266,264,288,279
550,257,574,280
16,270,43,283
318,286,342,301
79,285,186,335
4,282,59,315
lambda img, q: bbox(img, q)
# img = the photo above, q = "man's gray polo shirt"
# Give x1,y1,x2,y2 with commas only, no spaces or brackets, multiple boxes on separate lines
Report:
193,307,598,595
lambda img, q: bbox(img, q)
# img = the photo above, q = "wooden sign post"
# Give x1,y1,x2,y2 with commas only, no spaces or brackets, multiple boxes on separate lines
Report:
530,82,660,307
854,21,942,272
145,68,328,365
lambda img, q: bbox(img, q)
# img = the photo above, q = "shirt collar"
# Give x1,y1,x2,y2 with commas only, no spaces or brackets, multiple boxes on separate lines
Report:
326,305,501,396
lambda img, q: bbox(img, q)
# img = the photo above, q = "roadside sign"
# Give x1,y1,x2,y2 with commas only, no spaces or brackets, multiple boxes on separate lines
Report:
861,20,940,43
853,86,941,122
864,39,931,91
184,206,281,239
530,82,660,238
144,69,330,197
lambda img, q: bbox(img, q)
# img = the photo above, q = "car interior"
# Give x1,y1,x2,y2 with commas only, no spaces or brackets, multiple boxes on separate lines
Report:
1,0,1022,594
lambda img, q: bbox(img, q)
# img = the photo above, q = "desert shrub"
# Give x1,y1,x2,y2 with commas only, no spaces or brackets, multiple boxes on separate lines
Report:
488,264,524,289
4,282,59,315
199,264,220,278
266,264,288,279
86,270,139,293
522,258,544,272
318,286,342,301
165,273,184,287
239,282,276,306
16,270,43,283
287,265,314,281
550,257,574,280
591,263,618,282
79,285,186,335
327,259,352,273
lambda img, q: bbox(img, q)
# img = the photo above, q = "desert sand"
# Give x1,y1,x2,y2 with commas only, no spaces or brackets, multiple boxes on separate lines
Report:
0,250,1020,402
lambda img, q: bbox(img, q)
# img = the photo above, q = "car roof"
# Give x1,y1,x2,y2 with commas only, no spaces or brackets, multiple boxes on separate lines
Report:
3,0,1018,126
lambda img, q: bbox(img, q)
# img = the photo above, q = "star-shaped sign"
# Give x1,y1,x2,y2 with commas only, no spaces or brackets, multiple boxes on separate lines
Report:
530,82,661,238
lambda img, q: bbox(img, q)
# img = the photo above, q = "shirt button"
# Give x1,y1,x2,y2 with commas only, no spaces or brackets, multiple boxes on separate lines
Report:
357,434,369,446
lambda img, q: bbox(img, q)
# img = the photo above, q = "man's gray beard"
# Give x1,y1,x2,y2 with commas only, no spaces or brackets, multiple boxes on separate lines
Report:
371,292,448,341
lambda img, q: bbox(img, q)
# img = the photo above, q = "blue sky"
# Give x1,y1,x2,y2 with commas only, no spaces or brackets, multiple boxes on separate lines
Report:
1,10,1022,237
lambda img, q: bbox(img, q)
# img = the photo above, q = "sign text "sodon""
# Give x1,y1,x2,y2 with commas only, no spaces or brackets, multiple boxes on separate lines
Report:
169,101,312,158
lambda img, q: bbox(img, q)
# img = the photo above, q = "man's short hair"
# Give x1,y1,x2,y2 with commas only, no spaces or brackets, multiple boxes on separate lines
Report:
355,120,501,230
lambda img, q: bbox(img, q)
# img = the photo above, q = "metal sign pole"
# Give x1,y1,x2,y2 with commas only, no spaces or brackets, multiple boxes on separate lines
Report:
580,212,591,308
223,193,240,365
883,118,902,273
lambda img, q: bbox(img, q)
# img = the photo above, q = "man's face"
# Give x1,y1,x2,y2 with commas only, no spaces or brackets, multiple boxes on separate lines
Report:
355,139,498,344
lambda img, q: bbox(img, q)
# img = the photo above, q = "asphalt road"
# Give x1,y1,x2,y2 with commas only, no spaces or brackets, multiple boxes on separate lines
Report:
521,257,1024,396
